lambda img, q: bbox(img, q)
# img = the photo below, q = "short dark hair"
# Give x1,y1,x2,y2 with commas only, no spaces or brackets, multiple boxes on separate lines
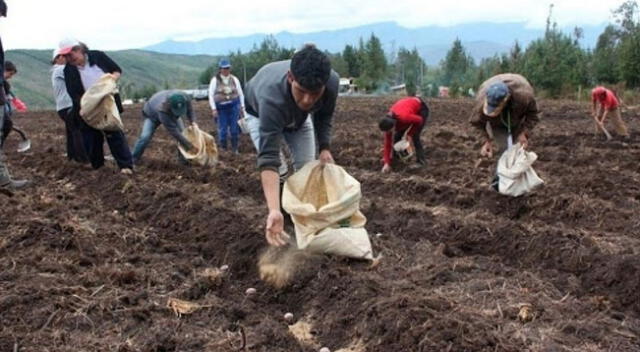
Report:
290,44,331,91
378,115,396,131
4,60,16,73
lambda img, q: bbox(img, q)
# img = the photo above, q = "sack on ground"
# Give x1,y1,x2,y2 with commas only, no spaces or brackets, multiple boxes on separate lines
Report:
282,161,374,260
393,130,414,163
80,74,124,131
178,124,219,167
496,143,544,196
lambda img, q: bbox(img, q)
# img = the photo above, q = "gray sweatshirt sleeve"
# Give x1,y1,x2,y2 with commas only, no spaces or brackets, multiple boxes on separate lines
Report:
313,96,336,151
257,101,285,172
313,74,339,151
158,111,192,149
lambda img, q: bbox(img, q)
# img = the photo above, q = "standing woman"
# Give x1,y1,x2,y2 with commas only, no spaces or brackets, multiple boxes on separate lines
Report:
208,58,245,154
51,48,88,163
59,39,134,174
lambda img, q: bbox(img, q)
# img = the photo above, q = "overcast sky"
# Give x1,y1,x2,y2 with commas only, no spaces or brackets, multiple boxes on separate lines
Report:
0,0,626,50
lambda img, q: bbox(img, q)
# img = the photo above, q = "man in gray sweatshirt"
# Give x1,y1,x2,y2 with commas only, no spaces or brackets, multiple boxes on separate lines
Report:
244,44,340,247
131,90,196,163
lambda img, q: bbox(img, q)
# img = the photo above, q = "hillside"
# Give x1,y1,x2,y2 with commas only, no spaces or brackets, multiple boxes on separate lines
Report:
145,21,607,65
6,49,217,110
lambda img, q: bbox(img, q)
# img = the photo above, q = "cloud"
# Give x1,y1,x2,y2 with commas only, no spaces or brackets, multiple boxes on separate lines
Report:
0,0,625,50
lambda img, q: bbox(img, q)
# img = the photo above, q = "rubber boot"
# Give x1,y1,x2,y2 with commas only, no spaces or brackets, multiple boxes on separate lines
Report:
0,157,29,190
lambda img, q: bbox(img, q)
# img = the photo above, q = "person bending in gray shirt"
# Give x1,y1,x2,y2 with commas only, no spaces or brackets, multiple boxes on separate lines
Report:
244,44,340,246
131,90,197,164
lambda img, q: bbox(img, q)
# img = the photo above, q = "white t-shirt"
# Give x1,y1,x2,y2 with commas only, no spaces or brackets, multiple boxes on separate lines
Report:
78,57,106,91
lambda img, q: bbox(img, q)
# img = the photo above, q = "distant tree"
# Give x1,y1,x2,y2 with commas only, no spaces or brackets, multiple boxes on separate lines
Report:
394,47,425,94
521,5,589,96
198,35,294,87
614,1,640,87
342,45,361,77
509,41,523,73
199,65,217,85
357,34,388,91
441,38,474,88
593,25,621,83
327,52,348,77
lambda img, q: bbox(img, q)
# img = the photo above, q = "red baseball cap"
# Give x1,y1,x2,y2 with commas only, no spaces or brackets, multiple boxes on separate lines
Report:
58,38,80,55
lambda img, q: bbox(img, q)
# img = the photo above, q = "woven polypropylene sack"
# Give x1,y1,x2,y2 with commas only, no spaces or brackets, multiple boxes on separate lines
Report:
178,124,219,167
282,161,373,259
497,143,544,197
80,74,124,131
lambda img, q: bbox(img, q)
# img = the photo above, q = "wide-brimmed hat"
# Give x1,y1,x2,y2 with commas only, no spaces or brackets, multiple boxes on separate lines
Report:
483,82,510,117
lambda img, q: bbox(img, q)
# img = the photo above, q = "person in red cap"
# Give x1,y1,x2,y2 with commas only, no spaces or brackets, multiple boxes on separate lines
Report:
591,86,629,139
378,96,429,172
60,39,134,174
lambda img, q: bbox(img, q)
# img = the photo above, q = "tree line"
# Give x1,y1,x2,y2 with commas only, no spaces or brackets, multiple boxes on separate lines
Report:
194,1,640,100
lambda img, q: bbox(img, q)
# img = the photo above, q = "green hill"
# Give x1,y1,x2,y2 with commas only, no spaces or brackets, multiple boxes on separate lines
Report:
5,49,217,110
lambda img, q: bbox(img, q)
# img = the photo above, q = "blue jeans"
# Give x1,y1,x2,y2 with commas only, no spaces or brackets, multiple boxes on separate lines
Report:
216,99,241,152
246,113,316,177
131,118,185,162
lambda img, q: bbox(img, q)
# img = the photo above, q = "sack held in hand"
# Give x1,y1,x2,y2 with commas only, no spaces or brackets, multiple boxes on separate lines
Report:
80,74,124,131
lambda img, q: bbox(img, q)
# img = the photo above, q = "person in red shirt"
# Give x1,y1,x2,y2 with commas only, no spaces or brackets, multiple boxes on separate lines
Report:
591,86,629,138
378,96,429,172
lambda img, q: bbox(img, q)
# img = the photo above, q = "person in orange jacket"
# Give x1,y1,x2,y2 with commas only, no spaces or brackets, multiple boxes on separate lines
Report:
378,96,429,172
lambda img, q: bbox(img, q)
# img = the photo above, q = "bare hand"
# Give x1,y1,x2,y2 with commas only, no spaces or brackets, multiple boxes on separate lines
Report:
517,133,528,149
480,140,493,158
265,210,288,246
382,163,391,173
110,72,121,81
212,110,218,121
319,150,334,164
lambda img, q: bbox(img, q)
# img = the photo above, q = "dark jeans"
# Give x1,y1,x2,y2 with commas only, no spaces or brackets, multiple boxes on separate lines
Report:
58,108,89,163
393,121,426,164
0,105,12,148
216,99,241,152
78,116,133,170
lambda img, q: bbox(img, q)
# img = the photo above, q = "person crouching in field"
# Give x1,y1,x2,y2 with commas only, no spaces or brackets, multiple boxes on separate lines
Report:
591,86,629,140
51,49,88,163
378,96,429,173
131,90,197,164
60,39,134,174
470,73,540,158
244,44,339,246
208,58,245,154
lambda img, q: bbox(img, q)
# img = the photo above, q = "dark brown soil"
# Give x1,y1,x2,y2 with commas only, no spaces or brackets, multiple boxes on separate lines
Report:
1,97,639,351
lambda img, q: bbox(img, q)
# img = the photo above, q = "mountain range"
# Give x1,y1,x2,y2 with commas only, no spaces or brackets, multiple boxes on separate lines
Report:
145,21,608,65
